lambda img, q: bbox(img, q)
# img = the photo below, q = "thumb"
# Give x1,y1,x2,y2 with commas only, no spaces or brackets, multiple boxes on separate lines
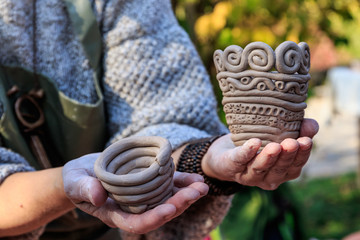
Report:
231,138,262,164
73,177,108,207
300,118,319,138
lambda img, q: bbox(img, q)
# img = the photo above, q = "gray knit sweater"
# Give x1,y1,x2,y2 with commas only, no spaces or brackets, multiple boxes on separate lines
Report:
0,0,232,239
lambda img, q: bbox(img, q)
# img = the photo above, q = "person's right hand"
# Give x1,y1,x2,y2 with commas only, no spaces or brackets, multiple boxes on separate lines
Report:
62,153,208,234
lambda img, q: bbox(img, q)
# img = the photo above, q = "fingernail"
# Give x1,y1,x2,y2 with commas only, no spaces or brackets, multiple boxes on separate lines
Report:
188,191,200,201
244,138,261,150
161,204,176,221
89,194,94,205
199,184,209,196
193,174,204,182
300,140,312,150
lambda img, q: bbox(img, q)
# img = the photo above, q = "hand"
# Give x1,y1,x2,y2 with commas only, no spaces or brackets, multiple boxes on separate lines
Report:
202,118,319,190
62,154,208,234
343,231,360,240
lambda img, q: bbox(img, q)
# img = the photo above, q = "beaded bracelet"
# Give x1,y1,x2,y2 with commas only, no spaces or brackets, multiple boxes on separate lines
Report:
177,136,244,196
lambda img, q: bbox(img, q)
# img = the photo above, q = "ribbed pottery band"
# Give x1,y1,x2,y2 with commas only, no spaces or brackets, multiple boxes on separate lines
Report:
100,164,174,195
93,136,174,213
94,136,172,185
109,169,174,204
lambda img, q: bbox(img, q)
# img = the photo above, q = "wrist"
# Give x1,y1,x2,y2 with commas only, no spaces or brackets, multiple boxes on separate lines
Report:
202,134,235,182
54,167,74,209
177,136,244,195
201,141,221,180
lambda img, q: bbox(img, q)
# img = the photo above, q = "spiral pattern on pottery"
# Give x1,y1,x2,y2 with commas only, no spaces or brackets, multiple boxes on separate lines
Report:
214,42,276,73
245,42,275,72
275,41,303,74
213,49,226,72
213,41,311,74
298,42,311,74
94,136,174,214
213,41,310,148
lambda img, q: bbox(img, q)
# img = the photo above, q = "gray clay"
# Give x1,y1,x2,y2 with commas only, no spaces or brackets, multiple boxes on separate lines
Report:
213,41,310,148
94,136,174,214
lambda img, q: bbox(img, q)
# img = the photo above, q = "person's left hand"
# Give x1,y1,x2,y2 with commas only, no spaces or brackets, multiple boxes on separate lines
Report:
202,118,319,190
63,154,208,234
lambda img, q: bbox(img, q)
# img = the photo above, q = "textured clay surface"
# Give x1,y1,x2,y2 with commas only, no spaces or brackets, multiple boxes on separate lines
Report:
213,41,310,148
94,136,174,213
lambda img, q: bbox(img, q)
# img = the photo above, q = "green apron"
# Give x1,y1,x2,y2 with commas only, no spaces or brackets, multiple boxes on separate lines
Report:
0,66,105,169
0,0,105,169
0,1,118,239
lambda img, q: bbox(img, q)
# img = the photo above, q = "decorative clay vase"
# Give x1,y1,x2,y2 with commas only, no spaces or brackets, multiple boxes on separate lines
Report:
213,41,310,148
94,136,174,214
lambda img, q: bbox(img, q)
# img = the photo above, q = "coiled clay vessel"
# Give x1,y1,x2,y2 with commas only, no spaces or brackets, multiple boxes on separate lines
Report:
213,41,310,148
94,136,175,214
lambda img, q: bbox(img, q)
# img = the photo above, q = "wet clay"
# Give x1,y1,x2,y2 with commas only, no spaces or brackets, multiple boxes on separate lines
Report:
213,41,310,148
94,136,175,214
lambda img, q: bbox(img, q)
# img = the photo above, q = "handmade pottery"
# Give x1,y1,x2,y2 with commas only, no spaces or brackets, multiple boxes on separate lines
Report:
94,136,175,214
213,41,310,148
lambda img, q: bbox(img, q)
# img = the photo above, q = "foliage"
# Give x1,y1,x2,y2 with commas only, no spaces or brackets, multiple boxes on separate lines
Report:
173,0,360,72
219,184,304,240
172,1,360,238
291,173,360,239
218,173,360,240
173,0,360,118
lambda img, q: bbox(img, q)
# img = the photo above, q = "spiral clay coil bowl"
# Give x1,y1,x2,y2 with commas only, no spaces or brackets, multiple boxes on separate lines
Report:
94,136,175,214
213,41,310,148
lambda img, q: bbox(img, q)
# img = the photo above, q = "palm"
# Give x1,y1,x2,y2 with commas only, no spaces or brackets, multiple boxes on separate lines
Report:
63,155,208,234
203,118,319,190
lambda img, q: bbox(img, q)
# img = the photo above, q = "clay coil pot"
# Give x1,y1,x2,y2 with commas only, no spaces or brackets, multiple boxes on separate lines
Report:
94,136,175,214
213,41,310,148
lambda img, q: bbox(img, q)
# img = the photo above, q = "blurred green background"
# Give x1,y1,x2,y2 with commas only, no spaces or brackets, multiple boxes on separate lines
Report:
172,0,360,239
173,0,360,69
173,0,360,125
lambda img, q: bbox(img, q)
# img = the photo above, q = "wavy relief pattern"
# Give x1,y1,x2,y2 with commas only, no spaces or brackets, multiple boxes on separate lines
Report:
218,77,309,96
213,41,310,147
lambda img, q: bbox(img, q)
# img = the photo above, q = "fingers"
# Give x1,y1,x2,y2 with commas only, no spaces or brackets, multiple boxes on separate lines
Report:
240,137,312,190
263,139,299,188
104,182,208,234
113,203,177,234
75,196,177,233
66,176,108,206
86,178,108,206
63,156,107,207
89,198,176,233
241,142,281,186
229,138,262,172
173,171,204,188
300,118,319,138
166,182,208,217
64,154,208,234
286,137,313,180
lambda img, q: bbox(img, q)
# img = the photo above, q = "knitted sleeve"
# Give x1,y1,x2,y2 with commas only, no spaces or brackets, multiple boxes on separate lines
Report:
99,0,232,239
0,148,35,184
0,103,34,183
99,0,228,148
